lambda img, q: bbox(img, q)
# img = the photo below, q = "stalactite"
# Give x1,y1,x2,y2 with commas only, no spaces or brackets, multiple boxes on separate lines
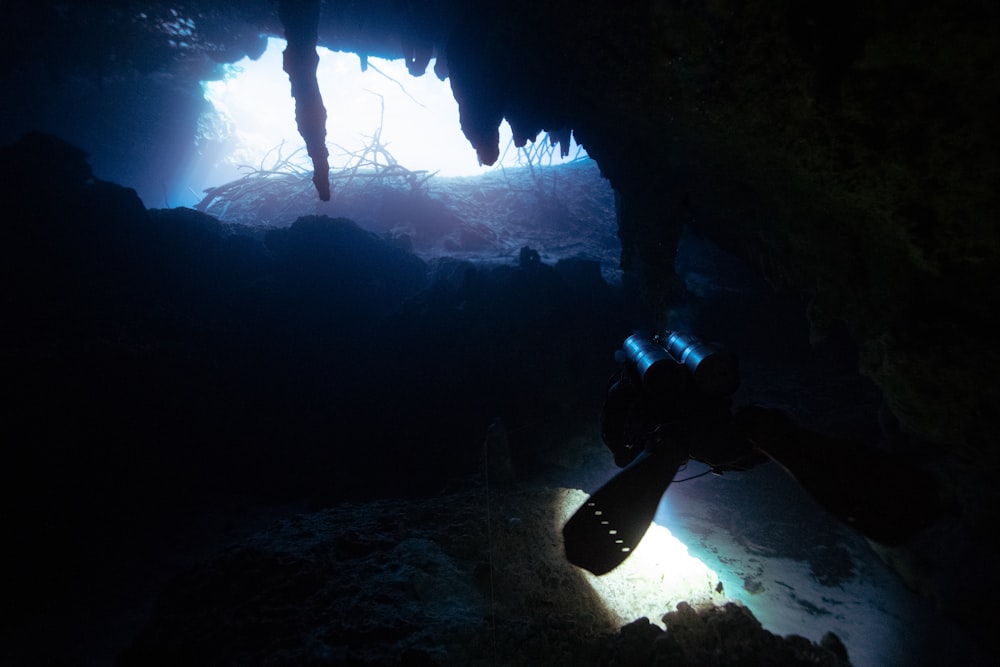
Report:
549,127,572,157
278,0,330,201
508,114,541,149
445,12,505,166
401,38,432,76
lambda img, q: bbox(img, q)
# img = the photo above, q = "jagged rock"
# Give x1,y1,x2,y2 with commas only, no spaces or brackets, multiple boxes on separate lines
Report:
119,488,845,666
645,602,850,667
3,2,998,661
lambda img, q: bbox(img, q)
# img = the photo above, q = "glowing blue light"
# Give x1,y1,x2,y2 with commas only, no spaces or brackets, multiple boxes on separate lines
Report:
180,37,587,206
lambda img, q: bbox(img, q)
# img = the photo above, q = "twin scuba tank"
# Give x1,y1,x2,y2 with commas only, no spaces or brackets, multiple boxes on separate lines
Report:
621,331,740,399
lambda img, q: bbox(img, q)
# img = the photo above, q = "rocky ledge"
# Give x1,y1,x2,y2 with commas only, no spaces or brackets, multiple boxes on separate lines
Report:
119,486,850,666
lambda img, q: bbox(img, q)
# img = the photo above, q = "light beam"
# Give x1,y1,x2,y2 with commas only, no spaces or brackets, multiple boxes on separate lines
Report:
177,37,587,207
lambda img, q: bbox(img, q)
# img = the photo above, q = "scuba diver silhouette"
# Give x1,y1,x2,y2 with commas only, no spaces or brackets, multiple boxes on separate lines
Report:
563,331,945,575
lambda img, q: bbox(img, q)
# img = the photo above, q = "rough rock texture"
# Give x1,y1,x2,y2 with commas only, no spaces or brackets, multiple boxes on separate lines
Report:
2,0,998,659
119,487,849,666
3,1,994,468
606,603,850,667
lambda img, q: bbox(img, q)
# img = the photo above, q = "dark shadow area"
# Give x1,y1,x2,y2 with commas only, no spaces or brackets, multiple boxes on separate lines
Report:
2,3,997,664
116,487,622,667
2,133,987,666
1,133,643,662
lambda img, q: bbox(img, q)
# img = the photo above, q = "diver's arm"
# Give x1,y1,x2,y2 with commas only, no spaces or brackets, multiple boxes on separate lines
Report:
736,406,943,545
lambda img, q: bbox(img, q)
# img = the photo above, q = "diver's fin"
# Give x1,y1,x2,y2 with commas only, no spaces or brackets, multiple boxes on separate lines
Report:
563,446,686,575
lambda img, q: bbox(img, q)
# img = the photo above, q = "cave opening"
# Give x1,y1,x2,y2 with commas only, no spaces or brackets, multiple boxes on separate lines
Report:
180,36,589,210
177,36,619,280
3,2,995,665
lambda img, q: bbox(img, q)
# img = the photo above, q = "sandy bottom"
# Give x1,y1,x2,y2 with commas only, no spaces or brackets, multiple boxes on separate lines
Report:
655,461,976,667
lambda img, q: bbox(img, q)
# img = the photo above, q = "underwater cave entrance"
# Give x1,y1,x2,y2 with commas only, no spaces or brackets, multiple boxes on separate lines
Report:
184,36,618,281
180,36,589,208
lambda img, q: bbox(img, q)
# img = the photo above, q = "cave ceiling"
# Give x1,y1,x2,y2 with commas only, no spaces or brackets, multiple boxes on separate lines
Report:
3,0,999,469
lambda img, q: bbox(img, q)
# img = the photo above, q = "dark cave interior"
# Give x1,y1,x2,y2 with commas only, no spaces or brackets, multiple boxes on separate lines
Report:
2,2,998,666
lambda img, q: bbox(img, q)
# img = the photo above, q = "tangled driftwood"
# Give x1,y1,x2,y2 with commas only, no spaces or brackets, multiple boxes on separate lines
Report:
194,107,436,227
